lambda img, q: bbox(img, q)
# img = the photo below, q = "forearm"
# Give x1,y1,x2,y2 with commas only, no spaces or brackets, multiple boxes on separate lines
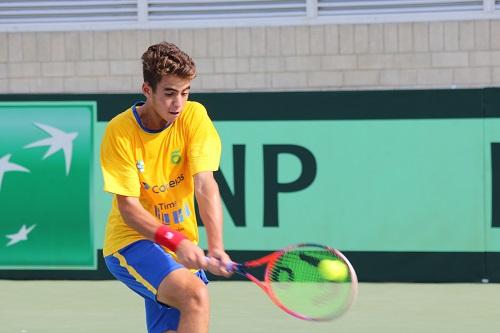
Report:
116,195,161,240
195,174,225,252
191,172,232,276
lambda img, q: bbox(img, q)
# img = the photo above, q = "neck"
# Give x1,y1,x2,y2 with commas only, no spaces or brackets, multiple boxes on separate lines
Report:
138,102,168,130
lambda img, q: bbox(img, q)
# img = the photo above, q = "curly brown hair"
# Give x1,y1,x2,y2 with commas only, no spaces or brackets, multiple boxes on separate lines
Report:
141,42,196,91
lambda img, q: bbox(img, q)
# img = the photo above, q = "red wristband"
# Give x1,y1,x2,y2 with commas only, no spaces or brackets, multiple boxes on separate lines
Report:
154,225,187,252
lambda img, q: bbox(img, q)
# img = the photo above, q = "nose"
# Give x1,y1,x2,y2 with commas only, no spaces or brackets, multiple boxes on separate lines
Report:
173,94,182,108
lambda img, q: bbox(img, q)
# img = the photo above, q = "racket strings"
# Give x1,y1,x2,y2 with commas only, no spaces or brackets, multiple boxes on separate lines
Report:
271,251,323,282
266,246,354,320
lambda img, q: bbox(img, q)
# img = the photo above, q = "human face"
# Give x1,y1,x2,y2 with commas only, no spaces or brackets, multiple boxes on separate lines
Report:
141,75,191,129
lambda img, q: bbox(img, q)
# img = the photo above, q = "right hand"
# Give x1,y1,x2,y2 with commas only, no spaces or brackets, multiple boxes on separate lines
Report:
175,239,207,270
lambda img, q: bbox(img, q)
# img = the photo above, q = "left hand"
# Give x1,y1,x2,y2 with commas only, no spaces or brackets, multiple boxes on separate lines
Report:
206,249,233,277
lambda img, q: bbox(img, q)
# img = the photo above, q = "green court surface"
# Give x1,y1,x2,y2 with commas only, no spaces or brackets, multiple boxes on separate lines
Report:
1,281,499,333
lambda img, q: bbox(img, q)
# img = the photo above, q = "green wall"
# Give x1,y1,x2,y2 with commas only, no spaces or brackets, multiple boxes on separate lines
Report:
93,118,500,252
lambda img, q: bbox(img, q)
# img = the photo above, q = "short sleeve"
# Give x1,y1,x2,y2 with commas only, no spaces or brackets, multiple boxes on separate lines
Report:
186,103,222,175
100,120,141,197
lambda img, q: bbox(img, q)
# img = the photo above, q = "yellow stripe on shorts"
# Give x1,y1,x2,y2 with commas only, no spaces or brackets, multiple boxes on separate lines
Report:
113,252,157,295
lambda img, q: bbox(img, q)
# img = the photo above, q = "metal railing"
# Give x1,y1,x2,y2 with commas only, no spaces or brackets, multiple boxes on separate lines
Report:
0,0,499,32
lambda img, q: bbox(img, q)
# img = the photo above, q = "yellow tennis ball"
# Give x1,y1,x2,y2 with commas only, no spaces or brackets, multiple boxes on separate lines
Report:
318,259,349,282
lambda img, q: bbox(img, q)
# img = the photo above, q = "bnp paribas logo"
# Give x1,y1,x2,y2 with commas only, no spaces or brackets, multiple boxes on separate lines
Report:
171,149,181,164
0,101,94,269
1,122,78,247
0,122,78,191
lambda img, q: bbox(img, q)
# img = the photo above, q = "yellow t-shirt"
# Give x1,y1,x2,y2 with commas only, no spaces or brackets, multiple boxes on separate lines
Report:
101,101,221,257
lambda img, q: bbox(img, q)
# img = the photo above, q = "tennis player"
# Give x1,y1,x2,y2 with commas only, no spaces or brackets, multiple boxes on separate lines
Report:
101,42,231,333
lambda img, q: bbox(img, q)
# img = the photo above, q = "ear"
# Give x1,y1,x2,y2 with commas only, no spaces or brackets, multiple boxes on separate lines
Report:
142,82,153,98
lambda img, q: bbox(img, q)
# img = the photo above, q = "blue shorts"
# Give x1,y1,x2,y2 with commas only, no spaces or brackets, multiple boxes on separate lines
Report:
104,240,209,333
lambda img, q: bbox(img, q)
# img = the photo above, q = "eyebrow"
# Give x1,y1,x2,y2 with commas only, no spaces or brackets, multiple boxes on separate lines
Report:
163,86,191,92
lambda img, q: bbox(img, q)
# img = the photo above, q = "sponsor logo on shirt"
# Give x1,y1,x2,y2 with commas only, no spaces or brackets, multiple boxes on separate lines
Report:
170,149,181,164
142,174,185,193
136,160,145,173
154,201,191,225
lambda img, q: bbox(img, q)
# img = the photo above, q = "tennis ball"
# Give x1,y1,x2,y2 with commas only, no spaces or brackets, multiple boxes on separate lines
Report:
318,259,349,282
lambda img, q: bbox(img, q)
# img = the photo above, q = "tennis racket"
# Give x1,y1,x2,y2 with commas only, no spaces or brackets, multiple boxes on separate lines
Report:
225,243,358,321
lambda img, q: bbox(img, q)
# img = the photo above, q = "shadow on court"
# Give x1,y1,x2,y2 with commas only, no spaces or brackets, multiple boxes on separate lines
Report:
1,281,499,333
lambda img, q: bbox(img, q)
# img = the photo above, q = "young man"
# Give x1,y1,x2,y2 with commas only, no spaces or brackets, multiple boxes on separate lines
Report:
101,42,231,333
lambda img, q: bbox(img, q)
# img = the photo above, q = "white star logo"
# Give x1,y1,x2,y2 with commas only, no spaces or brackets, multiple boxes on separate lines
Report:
0,154,30,191
24,123,78,175
6,224,36,247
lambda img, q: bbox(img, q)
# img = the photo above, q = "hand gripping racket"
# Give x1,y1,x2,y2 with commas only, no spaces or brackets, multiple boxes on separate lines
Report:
225,243,358,321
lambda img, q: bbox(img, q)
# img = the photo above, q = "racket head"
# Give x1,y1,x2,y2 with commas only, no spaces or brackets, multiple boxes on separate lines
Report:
263,243,358,321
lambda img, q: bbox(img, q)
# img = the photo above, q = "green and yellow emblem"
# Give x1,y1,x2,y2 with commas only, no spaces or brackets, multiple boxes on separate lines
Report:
171,149,181,164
